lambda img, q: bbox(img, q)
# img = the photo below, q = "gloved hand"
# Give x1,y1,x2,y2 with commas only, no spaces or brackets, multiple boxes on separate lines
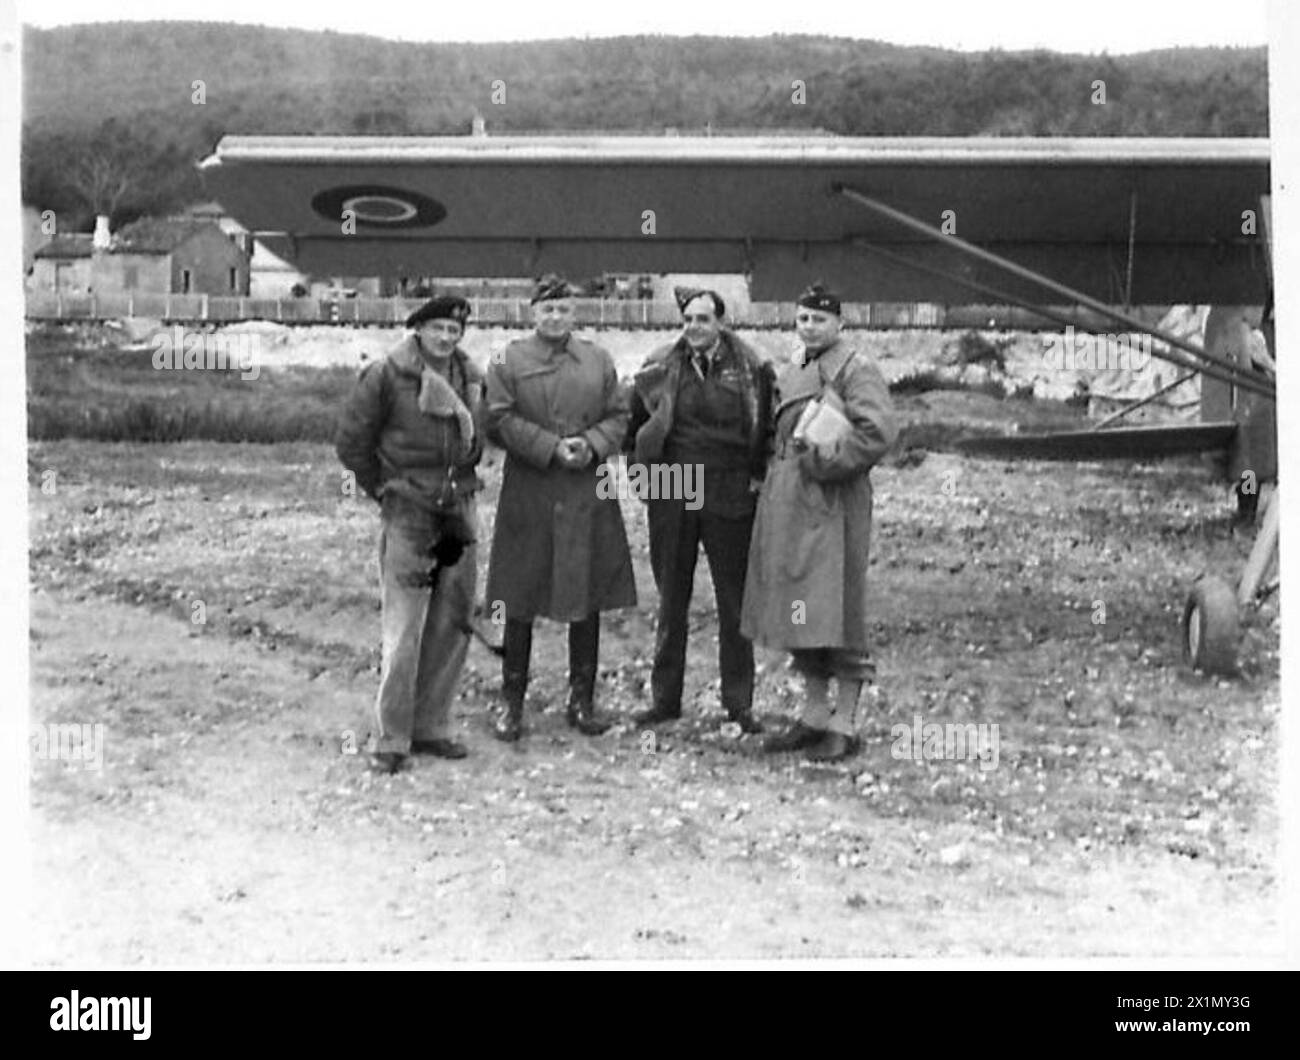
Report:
427,508,475,573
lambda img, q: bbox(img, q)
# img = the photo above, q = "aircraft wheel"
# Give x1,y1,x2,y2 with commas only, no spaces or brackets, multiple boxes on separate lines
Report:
1182,577,1240,675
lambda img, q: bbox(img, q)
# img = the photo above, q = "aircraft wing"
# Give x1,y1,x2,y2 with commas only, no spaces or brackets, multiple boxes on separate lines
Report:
957,421,1237,461
200,136,1270,303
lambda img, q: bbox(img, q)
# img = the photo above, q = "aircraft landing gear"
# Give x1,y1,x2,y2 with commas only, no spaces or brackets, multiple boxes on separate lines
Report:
1182,575,1240,675
1181,483,1278,676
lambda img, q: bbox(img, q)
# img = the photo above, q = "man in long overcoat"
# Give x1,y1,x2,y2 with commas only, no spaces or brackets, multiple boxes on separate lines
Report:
741,285,899,761
336,295,485,774
484,275,637,741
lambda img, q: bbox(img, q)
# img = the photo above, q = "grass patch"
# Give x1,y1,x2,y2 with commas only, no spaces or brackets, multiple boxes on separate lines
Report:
28,344,354,443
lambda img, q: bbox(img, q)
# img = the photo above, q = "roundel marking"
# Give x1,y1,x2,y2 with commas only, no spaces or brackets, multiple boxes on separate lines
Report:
311,184,447,229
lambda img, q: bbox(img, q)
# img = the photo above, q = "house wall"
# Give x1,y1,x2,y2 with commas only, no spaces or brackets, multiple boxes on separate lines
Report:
94,253,170,294
170,227,250,295
28,257,94,295
249,241,308,298
22,205,47,273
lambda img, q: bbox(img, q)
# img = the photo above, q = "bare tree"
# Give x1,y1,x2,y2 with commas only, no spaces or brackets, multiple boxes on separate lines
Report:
63,119,152,221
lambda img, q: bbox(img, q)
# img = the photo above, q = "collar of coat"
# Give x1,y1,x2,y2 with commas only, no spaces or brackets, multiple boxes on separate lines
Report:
513,330,591,363
632,329,769,469
635,328,755,391
776,337,856,416
386,333,481,391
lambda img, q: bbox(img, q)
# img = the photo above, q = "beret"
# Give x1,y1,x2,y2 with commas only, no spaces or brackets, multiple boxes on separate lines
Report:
531,273,575,304
796,283,841,316
674,286,725,317
406,295,470,329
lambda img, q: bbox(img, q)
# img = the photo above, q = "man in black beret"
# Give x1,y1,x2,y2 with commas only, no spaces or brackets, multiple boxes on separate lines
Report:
337,294,486,773
406,294,472,331
625,286,774,734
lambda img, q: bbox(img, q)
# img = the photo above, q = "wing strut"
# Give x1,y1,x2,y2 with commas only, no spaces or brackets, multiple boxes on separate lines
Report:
849,239,1274,399
833,183,1275,402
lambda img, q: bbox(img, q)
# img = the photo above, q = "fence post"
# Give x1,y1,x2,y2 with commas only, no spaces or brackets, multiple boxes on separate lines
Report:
128,293,134,318
165,293,171,319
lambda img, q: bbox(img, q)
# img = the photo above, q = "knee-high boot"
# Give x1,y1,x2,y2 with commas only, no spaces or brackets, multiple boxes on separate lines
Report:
566,613,611,736
492,618,532,742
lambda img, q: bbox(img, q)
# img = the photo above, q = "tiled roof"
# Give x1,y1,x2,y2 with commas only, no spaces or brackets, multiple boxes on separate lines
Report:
33,234,94,259
111,218,222,254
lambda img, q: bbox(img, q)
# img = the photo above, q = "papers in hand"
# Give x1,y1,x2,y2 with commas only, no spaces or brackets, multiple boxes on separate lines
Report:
793,390,852,455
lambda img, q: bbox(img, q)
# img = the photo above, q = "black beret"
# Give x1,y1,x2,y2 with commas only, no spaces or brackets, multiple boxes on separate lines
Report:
406,295,470,329
674,286,725,317
796,283,841,316
531,273,575,304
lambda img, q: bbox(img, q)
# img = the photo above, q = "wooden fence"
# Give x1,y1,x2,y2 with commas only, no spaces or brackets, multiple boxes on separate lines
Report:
25,292,952,329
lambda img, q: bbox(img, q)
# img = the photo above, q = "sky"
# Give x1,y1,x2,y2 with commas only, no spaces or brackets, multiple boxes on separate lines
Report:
13,0,1273,53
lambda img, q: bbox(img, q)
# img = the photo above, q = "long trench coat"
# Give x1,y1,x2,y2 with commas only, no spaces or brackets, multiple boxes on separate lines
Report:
484,331,637,622
740,337,899,652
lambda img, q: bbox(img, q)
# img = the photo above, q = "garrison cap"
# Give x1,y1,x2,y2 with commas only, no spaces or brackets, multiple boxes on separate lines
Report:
406,295,470,329
531,273,575,304
796,283,841,316
674,286,726,318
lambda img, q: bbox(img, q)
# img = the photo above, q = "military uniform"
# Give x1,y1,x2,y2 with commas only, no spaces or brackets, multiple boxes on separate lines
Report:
336,330,485,761
484,326,636,737
627,328,773,727
744,291,899,760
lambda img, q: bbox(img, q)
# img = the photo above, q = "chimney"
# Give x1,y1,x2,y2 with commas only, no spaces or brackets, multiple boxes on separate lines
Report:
471,113,487,137
92,214,111,251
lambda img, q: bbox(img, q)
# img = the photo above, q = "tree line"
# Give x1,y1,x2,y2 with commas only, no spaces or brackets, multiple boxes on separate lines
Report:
21,24,1268,231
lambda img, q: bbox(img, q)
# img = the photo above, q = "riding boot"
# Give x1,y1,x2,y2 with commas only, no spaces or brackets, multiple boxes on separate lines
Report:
566,613,611,736
492,618,532,742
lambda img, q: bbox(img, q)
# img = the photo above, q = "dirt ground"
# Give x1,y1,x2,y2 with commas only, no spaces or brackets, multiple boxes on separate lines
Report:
26,423,1280,963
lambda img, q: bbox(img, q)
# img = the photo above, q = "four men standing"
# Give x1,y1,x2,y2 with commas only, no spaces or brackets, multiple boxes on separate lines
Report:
338,279,895,767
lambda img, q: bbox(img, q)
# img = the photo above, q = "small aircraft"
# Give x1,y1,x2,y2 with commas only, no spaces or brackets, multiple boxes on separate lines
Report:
200,134,1277,675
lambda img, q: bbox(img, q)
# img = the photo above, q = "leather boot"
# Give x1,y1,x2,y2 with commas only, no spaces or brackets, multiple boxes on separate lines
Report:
764,674,829,753
492,619,531,742
566,614,612,736
808,678,865,760
726,708,764,734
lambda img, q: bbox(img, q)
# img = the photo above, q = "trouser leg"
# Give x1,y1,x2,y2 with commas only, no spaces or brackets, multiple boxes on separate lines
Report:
412,539,477,742
647,499,700,714
374,519,433,754
700,511,755,718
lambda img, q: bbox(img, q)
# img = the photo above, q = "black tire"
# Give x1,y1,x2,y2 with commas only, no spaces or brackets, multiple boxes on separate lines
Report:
1182,576,1240,675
